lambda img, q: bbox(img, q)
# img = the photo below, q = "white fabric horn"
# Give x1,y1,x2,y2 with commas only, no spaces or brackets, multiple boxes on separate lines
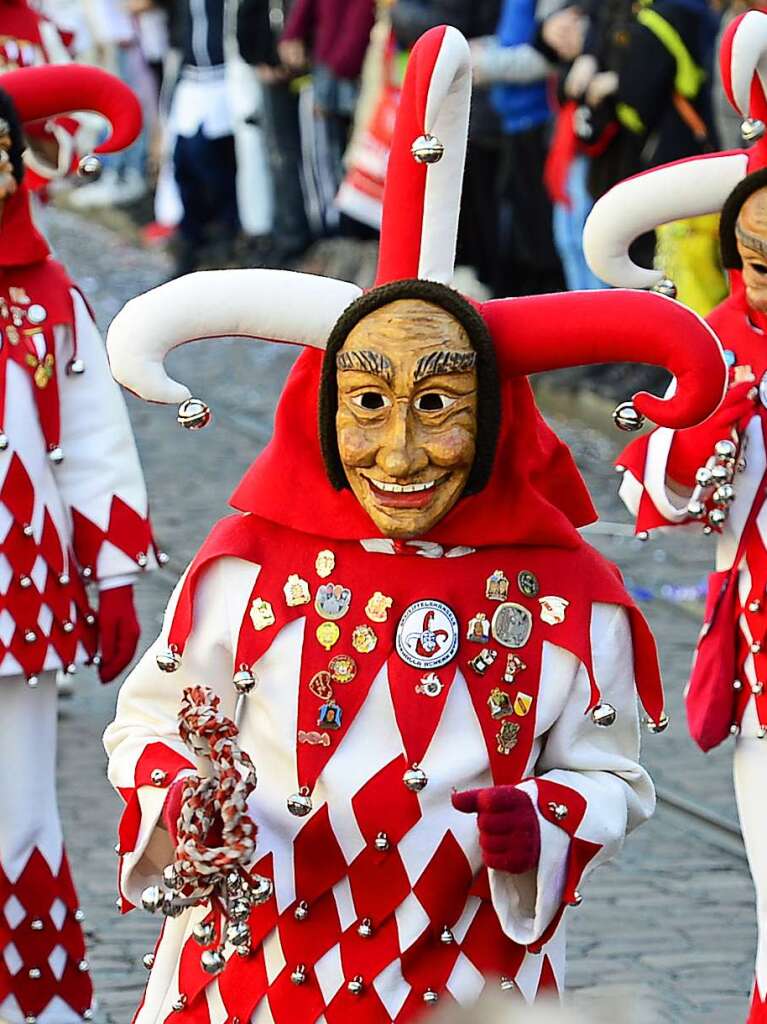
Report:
107,270,363,404
726,10,767,117
583,152,749,289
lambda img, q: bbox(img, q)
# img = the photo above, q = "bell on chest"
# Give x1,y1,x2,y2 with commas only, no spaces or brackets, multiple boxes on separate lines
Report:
287,789,313,817
232,666,257,695
403,764,428,792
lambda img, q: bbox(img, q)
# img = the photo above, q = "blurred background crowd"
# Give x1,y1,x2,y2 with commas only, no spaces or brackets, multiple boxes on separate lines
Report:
24,0,766,307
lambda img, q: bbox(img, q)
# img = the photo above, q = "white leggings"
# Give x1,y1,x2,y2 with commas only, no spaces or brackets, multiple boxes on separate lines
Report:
735,735,767,1002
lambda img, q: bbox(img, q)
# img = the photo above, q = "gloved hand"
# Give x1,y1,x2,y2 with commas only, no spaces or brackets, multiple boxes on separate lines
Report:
452,785,541,874
666,378,757,488
162,777,186,847
97,584,140,684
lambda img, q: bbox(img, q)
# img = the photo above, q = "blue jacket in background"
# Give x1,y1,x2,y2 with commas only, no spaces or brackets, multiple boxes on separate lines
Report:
491,0,552,134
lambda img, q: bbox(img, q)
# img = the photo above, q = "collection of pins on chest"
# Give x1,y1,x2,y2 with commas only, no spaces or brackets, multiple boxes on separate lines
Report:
155,554,618,819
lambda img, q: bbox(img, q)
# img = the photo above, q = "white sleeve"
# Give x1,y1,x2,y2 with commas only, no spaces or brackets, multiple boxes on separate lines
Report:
489,603,656,946
103,556,257,907
55,288,155,583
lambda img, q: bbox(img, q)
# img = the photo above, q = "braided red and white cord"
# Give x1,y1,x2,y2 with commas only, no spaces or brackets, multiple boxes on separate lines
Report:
173,685,258,899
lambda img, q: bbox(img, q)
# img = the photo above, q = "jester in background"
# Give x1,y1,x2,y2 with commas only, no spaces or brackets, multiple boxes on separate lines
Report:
584,11,767,1021
0,66,158,1024
103,25,726,1024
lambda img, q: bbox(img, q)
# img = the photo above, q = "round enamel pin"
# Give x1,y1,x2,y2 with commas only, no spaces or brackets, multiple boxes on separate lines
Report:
491,602,533,649
396,600,459,670
517,570,539,598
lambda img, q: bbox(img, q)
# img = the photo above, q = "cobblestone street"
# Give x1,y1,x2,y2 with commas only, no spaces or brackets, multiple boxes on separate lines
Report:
46,208,755,1023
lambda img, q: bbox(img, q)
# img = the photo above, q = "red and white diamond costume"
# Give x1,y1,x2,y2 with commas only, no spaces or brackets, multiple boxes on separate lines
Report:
0,66,156,1024
583,13,767,1022
103,26,727,1024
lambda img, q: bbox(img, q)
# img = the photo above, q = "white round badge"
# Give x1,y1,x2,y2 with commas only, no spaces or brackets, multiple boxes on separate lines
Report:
396,600,459,670
27,304,47,325
760,371,767,410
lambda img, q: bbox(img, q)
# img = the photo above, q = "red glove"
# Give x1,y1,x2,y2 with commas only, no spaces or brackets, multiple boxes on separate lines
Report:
97,584,140,684
452,785,541,874
162,777,224,850
667,379,757,488
162,778,186,847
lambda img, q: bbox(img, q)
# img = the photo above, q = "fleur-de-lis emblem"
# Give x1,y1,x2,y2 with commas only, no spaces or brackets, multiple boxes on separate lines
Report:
25,352,54,389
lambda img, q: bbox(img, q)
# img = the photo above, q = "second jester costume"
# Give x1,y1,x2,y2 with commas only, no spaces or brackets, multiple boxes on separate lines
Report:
105,27,727,1023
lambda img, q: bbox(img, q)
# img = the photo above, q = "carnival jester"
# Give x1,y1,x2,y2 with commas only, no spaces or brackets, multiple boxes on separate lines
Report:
103,25,727,1023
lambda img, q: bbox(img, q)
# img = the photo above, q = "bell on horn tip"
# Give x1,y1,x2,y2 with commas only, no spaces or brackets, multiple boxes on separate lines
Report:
411,134,444,164
742,118,766,143
650,278,677,300
77,155,102,180
612,401,645,432
177,397,211,430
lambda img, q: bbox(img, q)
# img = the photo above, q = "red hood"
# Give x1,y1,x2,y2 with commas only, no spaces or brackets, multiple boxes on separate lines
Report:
230,349,596,550
0,185,49,268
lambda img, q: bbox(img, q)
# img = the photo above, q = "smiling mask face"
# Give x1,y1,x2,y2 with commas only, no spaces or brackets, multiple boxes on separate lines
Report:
335,299,478,539
737,188,767,313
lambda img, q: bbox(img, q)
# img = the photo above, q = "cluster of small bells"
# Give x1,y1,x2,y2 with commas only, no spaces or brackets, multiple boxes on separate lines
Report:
141,866,273,975
685,439,743,534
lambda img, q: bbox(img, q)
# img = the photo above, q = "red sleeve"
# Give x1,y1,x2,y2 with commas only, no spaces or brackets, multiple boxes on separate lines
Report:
281,0,317,43
330,0,376,80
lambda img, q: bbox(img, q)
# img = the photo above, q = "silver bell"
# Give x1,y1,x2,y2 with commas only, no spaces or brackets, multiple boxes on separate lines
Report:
591,702,617,727
287,790,313,817
499,976,515,991
162,864,178,888
233,666,257,695
291,964,308,986
294,900,309,921
251,875,274,904
374,831,390,852
67,357,86,375
687,499,706,519
569,890,583,906
695,466,713,487
77,154,102,180
28,967,42,980
411,133,444,164
403,764,428,792
142,953,155,970
140,885,165,913
357,917,373,938
423,989,439,1005
48,446,64,464
714,439,738,461
742,117,766,142
0,433,7,450
201,948,226,975
227,921,252,947
439,926,454,945
612,401,645,432
650,277,677,299
714,484,736,505
156,647,182,672
708,508,728,528
177,397,211,430
347,976,364,996
646,712,670,734
230,898,251,920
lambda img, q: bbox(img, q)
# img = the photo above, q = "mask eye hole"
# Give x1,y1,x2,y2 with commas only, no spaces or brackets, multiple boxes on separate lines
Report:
751,262,767,276
415,392,455,412
353,392,390,411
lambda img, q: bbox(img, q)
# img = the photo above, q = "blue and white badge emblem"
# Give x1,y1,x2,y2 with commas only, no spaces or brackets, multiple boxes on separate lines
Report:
396,600,459,670
315,582,352,621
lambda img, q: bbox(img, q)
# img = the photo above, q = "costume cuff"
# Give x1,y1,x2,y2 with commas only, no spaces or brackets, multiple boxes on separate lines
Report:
71,498,158,583
115,742,195,911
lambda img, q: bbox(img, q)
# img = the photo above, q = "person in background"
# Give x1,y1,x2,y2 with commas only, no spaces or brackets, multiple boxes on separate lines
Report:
471,1,582,296
279,0,376,237
390,0,503,295
238,0,312,267
167,0,240,277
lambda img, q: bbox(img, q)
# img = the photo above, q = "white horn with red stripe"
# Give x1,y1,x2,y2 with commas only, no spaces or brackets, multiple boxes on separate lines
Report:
583,152,750,289
721,10,767,123
107,269,362,406
375,25,471,286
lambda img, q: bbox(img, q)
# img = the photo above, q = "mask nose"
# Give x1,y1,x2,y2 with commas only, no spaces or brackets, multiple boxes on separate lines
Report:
376,401,429,478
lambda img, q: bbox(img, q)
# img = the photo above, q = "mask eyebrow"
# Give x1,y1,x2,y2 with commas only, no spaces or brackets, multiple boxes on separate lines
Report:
413,350,477,383
336,349,393,382
736,222,767,259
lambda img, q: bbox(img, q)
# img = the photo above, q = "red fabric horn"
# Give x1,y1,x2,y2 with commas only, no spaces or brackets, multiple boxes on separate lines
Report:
0,64,142,153
481,290,727,430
